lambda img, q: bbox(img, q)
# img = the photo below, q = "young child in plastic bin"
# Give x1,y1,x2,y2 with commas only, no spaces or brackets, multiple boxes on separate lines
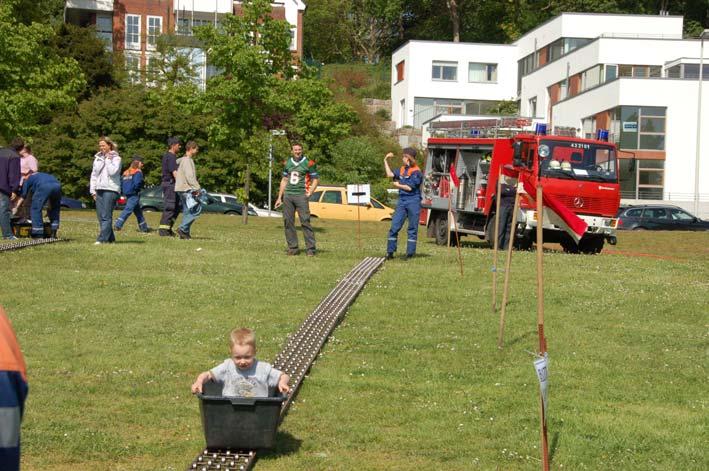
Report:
191,328,290,398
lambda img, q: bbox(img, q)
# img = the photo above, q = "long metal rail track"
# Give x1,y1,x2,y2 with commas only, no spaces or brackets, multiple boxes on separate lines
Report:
188,256,385,471
0,237,63,252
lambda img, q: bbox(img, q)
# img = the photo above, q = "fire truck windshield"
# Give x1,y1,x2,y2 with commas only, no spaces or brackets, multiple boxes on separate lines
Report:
538,140,617,183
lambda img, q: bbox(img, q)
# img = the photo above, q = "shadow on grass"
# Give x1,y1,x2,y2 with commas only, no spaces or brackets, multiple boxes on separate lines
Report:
505,330,534,347
259,430,303,458
549,422,562,463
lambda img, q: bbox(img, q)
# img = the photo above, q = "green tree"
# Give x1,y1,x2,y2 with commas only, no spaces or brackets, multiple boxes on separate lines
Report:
0,0,85,142
52,23,116,97
195,0,296,223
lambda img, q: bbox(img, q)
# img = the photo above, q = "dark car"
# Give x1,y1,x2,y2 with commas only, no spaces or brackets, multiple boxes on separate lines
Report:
118,186,254,216
60,196,87,209
616,205,709,231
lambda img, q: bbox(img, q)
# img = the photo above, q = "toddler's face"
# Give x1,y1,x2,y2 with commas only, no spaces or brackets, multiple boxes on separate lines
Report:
231,344,255,370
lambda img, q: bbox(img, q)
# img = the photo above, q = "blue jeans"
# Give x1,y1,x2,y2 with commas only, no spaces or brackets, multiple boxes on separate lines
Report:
30,183,61,238
115,195,148,231
0,192,13,239
178,192,202,234
387,199,421,256
95,190,119,242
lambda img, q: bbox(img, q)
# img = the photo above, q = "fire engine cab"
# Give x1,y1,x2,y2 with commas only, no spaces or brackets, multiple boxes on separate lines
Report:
421,118,620,254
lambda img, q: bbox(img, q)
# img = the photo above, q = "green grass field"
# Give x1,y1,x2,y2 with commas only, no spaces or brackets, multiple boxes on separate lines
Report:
2,210,707,470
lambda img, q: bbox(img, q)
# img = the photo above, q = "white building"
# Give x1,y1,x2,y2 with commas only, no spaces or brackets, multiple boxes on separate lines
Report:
391,13,709,216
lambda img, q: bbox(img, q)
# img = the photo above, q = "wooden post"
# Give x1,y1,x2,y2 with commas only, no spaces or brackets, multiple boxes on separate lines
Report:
497,191,520,349
491,167,503,313
356,200,362,249
450,206,464,277
447,197,452,253
536,184,550,471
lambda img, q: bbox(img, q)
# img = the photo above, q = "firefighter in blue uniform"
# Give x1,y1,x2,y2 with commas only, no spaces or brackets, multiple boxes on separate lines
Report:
384,147,422,259
13,172,61,238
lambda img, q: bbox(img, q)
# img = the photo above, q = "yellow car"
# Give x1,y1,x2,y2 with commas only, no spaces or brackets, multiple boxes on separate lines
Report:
308,186,394,221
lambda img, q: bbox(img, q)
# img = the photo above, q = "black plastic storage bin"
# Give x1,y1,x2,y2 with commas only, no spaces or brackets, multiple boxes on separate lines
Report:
198,381,285,450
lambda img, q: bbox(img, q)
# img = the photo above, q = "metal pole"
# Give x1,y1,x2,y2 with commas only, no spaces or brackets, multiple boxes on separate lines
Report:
268,136,273,217
695,34,706,216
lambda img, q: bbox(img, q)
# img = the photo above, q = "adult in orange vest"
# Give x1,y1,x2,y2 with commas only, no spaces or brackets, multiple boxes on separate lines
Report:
384,148,423,259
0,306,28,471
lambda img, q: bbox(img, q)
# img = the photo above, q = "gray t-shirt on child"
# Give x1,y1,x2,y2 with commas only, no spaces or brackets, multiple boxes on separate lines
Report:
210,359,282,397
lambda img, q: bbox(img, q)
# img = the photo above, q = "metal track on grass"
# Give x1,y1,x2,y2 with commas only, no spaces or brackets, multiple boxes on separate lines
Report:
0,237,64,252
187,256,385,471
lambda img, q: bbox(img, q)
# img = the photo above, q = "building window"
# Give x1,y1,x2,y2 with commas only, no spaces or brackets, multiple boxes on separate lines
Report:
396,60,405,83
125,14,140,50
529,97,537,117
618,106,666,151
95,14,112,50
581,65,601,91
177,18,214,36
125,53,141,83
619,158,664,199
290,28,296,50
559,78,568,100
618,65,662,78
432,61,457,81
605,64,618,81
468,63,497,83
147,16,162,49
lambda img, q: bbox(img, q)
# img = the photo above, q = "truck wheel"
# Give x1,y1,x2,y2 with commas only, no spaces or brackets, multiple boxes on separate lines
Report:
484,214,496,246
559,233,579,254
579,236,604,254
434,214,448,246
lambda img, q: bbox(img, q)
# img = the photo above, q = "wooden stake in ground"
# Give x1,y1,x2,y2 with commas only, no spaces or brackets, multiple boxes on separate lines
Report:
356,197,362,249
491,167,503,313
535,183,550,471
497,190,520,349
450,204,464,277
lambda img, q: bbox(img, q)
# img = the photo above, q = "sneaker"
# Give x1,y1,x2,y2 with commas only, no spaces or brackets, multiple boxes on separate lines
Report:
4,236,18,241
114,225,122,231
306,250,316,257
158,229,171,237
385,253,394,260
287,249,300,256
177,228,191,240
405,254,415,260
94,241,102,245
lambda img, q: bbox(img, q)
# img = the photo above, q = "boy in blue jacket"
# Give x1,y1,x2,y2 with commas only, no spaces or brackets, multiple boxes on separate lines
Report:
115,155,149,232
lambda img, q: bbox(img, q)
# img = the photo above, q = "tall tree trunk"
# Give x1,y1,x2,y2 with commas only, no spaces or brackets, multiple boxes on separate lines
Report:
242,164,251,225
447,0,460,42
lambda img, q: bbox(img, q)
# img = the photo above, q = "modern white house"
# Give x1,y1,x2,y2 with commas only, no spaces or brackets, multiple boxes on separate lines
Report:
391,12,709,216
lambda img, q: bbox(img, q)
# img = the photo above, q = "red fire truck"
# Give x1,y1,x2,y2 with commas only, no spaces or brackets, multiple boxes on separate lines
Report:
421,118,620,254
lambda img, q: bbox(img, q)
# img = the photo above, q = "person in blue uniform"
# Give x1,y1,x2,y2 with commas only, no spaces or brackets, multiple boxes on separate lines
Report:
13,172,61,238
384,147,422,260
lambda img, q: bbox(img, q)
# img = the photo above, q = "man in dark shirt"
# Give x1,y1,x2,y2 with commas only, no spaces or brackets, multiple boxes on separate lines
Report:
159,137,181,237
0,138,23,240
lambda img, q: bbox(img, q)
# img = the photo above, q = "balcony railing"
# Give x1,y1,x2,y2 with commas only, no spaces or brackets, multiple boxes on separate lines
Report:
65,0,114,11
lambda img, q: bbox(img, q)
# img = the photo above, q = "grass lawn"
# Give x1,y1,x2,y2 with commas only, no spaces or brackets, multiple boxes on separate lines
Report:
2,210,707,470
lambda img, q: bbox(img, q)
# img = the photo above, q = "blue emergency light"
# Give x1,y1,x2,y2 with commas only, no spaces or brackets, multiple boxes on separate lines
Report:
596,129,609,141
534,123,547,135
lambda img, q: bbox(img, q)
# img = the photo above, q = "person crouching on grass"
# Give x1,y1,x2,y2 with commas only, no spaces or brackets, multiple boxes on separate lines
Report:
174,141,201,240
191,328,290,398
114,155,149,233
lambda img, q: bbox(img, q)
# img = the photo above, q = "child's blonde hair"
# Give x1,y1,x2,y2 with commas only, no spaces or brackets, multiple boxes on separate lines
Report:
229,328,256,350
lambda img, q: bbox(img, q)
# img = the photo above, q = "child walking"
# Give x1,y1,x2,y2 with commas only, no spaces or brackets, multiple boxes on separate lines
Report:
115,155,149,232
191,328,290,398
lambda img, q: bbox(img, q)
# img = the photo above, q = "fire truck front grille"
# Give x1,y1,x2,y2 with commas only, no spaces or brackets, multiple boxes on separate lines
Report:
550,194,616,216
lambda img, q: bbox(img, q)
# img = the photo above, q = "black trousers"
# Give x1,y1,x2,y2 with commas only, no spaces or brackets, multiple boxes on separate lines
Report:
498,200,514,250
159,183,181,230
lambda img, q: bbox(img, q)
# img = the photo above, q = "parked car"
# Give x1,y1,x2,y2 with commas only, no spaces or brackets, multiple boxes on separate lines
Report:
308,185,394,221
60,196,87,209
616,204,709,231
117,186,253,215
209,193,276,217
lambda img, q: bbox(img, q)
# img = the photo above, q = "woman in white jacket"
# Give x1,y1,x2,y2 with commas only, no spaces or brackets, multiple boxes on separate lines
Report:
89,137,121,244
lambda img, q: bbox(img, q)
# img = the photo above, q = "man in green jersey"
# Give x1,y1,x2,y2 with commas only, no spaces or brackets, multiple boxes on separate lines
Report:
275,143,319,256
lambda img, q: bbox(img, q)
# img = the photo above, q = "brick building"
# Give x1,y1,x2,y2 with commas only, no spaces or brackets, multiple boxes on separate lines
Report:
64,0,306,86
